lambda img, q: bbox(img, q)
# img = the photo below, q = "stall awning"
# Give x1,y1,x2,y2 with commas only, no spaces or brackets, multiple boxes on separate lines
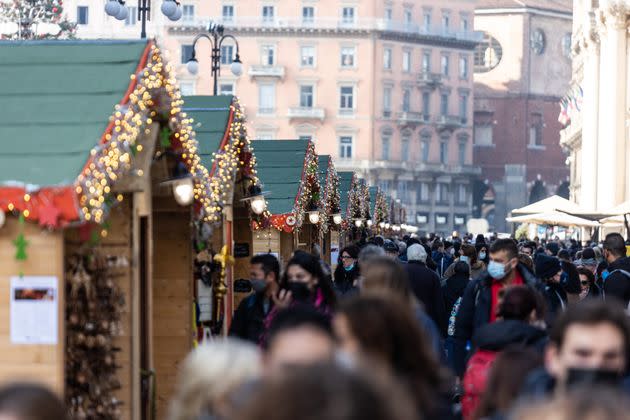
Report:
337,171,354,220
511,195,583,215
506,211,599,227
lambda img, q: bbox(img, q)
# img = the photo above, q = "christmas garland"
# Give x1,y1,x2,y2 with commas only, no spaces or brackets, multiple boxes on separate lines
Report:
320,159,340,234
0,0,77,40
374,188,389,225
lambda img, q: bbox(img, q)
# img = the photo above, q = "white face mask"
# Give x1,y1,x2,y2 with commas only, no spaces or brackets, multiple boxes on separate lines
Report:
488,260,507,280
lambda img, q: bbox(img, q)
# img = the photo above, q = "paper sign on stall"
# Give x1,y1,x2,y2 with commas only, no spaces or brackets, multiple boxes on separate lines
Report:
10,276,58,345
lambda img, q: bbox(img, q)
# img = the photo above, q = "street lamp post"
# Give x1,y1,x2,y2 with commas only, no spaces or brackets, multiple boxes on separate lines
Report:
186,23,243,96
104,0,182,39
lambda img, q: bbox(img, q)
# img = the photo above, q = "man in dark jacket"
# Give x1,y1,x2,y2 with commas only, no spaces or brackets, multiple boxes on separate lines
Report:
229,254,280,343
452,239,545,376
602,233,630,306
405,244,447,334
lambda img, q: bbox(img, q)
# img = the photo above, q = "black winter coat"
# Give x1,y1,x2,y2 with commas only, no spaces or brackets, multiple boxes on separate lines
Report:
404,261,447,334
452,264,545,376
333,264,360,298
603,257,630,306
442,272,469,318
228,292,273,343
472,320,548,354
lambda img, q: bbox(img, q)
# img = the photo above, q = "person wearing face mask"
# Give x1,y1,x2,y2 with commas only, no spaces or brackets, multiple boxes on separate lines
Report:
443,244,486,281
333,245,361,298
452,239,545,377
519,300,630,400
229,254,280,343
601,233,630,306
535,254,580,327
260,252,337,346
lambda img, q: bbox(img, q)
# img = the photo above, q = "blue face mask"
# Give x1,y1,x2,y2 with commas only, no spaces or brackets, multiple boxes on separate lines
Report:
488,260,507,280
479,252,487,260
602,270,610,281
459,256,470,264
344,263,355,272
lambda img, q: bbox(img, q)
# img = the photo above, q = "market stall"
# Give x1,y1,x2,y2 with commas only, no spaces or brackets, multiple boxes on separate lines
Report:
317,155,341,265
0,39,217,419
250,140,321,265
343,174,370,244
182,95,262,336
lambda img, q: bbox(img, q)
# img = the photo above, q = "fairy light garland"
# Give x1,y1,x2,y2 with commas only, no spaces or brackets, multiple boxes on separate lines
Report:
291,141,320,232
76,43,216,224
319,159,340,234
374,188,389,225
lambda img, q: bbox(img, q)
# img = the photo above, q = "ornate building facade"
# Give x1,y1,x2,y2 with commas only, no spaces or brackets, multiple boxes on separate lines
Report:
562,0,630,211
473,0,572,232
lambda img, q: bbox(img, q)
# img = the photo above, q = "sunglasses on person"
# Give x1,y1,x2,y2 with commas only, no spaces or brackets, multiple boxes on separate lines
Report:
341,255,353,260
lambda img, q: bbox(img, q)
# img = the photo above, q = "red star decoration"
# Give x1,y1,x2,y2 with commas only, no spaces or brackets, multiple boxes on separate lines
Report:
39,204,61,228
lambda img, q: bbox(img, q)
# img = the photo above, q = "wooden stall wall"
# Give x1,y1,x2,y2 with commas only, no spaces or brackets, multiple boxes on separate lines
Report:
152,196,193,418
0,218,64,392
232,206,253,312
64,199,134,419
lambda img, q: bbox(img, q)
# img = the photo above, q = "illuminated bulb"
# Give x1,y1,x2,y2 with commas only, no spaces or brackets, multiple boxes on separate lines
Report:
250,196,267,215
23,194,30,202
332,213,342,225
308,211,320,224
173,177,194,206
385,223,390,229
23,210,29,218
379,222,385,228
367,220,373,227
354,219,363,228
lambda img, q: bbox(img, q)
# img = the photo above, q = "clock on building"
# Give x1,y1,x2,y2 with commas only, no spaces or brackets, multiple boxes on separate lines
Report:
530,29,546,55
474,32,503,73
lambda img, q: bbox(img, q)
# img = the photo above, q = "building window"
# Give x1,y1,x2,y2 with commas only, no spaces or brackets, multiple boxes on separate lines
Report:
300,46,315,67
261,45,275,66
339,86,354,111
383,48,392,70
222,5,234,22
458,141,467,165
459,94,468,124
259,84,276,114
402,51,411,72
422,91,431,118
402,89,411,112
382,133,391,160
179,81,195,96
459,56,468,79
461,15,469,32
423,11,431,31
262,6,275,23
125,6,137,25
442,13,450,31
422,51,431,72
529,113,543,146
257,130,275,140
421,135,430,162
439,141,448,164
456,184,467,204
339,136,353,159
398,181,410,204
341,7,355,24
77,6,88,25
219,83,234,96
436,183,449,204
474,125,493,146
182,4,194,21
417,183,430,203
440,93,449,116
383,87,392,117
181,44,194,64
298,135,312,142
401,134,410,161
220,45,234,65
300,85,314,108
385,8,392,21
302,6,314,23
340,46,356,67
441,55,449,76
404,9,412,26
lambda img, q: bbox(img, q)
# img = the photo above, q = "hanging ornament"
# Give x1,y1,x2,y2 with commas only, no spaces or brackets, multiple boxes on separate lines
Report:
39,203,61,228
13,233,28,261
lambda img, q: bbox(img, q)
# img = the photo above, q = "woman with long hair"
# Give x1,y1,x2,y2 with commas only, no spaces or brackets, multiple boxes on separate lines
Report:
333,245,361,298
334,295,453,419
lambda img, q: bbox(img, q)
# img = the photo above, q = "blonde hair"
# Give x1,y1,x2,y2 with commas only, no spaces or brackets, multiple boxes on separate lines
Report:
168,338,261,420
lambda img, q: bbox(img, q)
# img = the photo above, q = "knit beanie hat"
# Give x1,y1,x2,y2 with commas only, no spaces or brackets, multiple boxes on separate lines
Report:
535,254,561,280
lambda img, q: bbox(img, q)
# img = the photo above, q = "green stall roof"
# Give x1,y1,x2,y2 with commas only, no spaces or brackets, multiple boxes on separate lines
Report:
182,95,233,171
317,155,331,192
368,186,378,217
252,140,310,215
0,40,149,187
338,171,355,217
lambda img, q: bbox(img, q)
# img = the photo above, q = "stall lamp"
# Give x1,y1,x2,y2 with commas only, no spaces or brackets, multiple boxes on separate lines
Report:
308,210,320,224
173,177,194,206
367,220,373,227
354,219,363,228
384,223,391,229
379,222,385,228
241,184,268,215
230,55,243,77
332,213,343,225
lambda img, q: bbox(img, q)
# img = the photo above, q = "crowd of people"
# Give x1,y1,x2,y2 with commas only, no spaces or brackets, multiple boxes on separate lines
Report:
4,232,630,420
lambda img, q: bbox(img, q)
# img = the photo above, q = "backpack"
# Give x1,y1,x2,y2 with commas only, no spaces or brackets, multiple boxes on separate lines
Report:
461,349,498,420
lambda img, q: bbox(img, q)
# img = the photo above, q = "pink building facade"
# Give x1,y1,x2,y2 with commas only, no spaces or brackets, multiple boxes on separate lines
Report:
163,0,480,234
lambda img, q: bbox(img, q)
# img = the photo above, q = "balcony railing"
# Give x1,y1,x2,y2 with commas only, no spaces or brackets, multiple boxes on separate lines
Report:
288,107,326,121
248,65,285,79
435,114,463,130
417,71,443,88
168,17,483,42
397,111,424,125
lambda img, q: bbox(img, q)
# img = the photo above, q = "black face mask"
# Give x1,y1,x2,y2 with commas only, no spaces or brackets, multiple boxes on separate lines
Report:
286,282,312,302
566,367,623,389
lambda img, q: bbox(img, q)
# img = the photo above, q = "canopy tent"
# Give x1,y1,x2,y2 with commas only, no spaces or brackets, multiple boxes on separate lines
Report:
511,195,584,215
506,211,599,228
